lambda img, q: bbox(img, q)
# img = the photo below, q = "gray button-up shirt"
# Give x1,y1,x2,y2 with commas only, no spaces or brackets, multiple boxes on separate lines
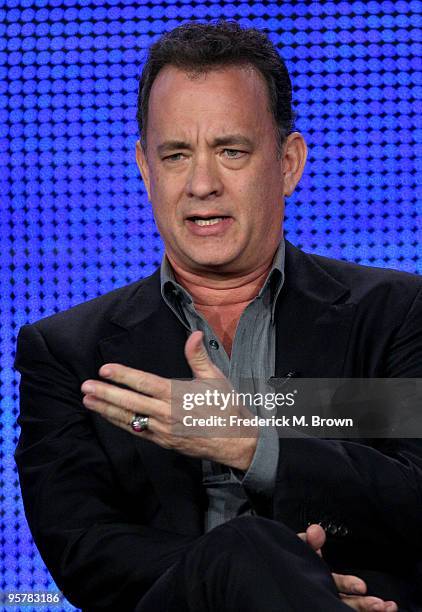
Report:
160,240,285,531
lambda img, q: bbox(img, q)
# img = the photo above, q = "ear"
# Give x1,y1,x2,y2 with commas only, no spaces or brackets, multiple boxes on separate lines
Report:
281,132,307,197
136,140,151,201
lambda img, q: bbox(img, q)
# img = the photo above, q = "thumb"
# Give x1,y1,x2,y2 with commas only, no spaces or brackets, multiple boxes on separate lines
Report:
305,524,326,556
185,331,221,379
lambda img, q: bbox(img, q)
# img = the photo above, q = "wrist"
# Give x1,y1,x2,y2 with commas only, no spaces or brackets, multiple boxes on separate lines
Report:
229,436,258,471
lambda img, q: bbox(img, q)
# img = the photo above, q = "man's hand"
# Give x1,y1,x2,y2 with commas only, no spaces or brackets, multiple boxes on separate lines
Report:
81,331,258,470
299,525,398,612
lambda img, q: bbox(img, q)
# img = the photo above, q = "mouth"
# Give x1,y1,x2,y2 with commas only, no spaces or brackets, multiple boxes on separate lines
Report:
188,216,229,226
185,214,233,236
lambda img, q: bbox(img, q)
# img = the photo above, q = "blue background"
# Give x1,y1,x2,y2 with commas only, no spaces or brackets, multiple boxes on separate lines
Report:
1,1,421,610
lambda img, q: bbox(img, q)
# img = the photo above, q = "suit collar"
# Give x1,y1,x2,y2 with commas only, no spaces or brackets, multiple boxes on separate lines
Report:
282,240,350,305
107,241,351,333
274,241,355,378
108,268,162,330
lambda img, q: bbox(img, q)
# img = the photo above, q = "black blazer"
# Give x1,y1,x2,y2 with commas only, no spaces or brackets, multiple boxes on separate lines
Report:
15,241,422,611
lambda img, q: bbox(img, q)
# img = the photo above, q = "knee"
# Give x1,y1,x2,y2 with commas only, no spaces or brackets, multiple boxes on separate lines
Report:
187,515,297,569
221,515,298,549
200,516,282,549
224,514,292,538
182,518,259,573
187,518,250,562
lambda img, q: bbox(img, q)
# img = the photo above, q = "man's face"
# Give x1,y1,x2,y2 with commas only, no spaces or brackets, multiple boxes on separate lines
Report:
136,64,306,276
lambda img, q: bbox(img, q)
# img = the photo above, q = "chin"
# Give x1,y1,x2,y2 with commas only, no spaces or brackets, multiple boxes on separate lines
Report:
187,253,242,272
178,244,234,264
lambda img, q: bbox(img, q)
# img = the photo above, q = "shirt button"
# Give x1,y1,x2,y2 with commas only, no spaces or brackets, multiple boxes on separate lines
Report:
209,339,219,350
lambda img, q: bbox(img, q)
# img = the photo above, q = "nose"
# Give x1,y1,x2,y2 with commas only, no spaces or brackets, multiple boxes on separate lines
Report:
185,153,223,199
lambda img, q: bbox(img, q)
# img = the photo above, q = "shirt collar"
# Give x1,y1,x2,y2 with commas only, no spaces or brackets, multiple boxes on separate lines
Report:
262,238,285,322
160,238,285,323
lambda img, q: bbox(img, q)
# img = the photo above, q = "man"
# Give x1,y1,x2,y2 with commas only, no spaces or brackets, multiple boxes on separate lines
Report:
15,21,422,612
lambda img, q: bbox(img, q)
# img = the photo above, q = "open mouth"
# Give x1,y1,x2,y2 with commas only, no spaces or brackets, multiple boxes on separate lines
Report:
185,214,233,236
187,215,230,226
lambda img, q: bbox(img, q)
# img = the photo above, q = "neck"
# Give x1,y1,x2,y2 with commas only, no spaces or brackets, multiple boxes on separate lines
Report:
167,254,276,306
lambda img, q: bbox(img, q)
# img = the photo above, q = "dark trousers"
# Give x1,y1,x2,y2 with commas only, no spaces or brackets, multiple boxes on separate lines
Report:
136,516,351,612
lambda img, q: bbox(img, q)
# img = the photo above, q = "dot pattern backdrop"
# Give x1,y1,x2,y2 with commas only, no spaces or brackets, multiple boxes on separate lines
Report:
0,0,421,610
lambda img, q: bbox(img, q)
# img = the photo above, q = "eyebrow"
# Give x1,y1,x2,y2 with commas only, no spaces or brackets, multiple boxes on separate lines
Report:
157,134,254,156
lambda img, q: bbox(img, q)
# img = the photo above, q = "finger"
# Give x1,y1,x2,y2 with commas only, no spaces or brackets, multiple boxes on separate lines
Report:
83,394,128,425
81,380,167,418
97,363,171,400
305,524,326,552
185,331,224,379
380,603,398,612
83,398,192,455
297,527,323,558
82,395,167,427
107,415,156,441
83,394,135,426
340,593,397,611
332,572,366,595
103,411,195,453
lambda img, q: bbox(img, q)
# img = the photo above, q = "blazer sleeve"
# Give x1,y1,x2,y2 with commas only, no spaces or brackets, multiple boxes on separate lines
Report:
271,286,422,568
14,323,195,612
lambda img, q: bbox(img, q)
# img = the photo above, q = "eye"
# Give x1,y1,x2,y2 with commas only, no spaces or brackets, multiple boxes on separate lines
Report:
223,149,246,159
163,153,185,162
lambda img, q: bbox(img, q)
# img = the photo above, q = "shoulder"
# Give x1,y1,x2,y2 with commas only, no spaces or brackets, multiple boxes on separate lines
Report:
312,255,422,327
312,250,421,295
284,242,422,337
17,268,161,352
287,241,422,308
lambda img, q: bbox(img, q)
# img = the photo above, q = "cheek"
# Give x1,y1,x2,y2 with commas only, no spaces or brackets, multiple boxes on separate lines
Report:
255,167,284,211
241,179,284,232
150,170,184,209
236,158,283,201
149,171,164,197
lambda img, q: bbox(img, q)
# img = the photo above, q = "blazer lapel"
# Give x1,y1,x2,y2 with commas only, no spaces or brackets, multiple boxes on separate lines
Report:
97,270,204,536
275,242,356,378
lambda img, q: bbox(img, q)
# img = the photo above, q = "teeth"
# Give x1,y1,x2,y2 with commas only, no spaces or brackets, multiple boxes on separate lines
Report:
193,217,224,226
